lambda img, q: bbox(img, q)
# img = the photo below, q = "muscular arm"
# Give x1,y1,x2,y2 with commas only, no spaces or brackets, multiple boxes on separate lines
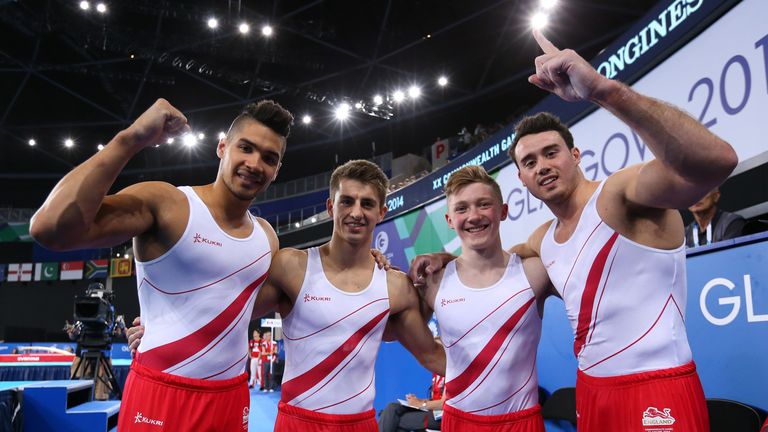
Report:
30,99,190,250
530,30,737,210
387,271,446,376
252,244,305,319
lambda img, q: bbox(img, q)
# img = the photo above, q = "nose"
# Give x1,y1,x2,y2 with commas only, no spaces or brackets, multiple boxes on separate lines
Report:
244,152,264,173
466,206,482,222
349,202,364,218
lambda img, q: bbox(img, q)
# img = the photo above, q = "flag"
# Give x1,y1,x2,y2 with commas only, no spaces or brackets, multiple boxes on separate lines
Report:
85,259,108,279
110,258,133,278
34,262,59,281
19,263,33,282
7,264,20,282
60,261,84,280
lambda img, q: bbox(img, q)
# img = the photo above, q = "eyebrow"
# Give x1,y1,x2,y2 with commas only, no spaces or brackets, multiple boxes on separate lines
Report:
238,138,280,158
520,143,561,163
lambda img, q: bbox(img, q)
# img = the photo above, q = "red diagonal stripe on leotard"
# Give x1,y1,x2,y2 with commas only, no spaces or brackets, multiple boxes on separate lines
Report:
280,309,389,403
573,232,618,358
138,271,268,371
445,297,536,399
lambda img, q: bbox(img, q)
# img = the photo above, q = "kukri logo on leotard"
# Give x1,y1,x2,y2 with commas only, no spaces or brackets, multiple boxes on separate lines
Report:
192,232,223,247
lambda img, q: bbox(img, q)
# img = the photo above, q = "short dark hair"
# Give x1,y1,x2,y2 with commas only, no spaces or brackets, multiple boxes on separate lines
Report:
330,160,389,206
508,112,574,166
229,99,294,140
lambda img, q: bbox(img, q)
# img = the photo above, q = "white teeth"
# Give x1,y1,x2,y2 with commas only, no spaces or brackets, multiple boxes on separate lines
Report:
541,177,556,185
467,226,486,233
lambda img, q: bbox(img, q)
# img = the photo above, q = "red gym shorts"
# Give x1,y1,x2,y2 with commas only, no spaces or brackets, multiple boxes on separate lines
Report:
274,401,377,432
118,362,250,431
441,404,545,432
576,361,709,432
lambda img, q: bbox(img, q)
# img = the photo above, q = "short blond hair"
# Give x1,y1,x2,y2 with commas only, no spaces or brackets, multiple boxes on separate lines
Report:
330,159,389,206
444,165,503,204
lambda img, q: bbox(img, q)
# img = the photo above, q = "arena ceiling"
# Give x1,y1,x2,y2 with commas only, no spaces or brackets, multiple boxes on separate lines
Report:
0,0,660,207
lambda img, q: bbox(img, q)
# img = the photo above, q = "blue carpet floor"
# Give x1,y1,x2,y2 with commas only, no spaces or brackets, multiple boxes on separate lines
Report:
248,388,281,432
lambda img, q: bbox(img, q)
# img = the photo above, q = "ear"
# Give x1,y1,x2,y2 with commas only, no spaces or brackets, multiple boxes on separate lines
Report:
216,138,226,159
500,203,509,221
571,146,581,164
326,198,334,218
445,212,456,231
378,204,387,222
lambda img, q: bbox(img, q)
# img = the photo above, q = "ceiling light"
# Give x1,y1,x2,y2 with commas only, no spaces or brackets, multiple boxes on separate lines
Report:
261,25,273,37
79,1,90,11
334,103,351,121
437,76,448,87
294,222,300,228
354,102,363,109
373,95,384,106
28,139,36,146
392,90,405,103
218,132,226,139
207,18,218,29
166,138,174,144
407,85,421,99
302,115,312,125
310,216,317,223
182,133,197,147
197,132,205,140
239,23,250,34
64,138,74,148
531,12,549,30
95,3,106,13
540,0,558,9
97,144,104,151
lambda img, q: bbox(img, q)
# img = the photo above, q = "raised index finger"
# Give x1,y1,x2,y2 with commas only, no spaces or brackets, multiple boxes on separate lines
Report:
532,28,559,54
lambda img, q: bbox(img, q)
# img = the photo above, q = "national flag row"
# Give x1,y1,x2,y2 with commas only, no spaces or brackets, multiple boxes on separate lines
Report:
0,259,133,282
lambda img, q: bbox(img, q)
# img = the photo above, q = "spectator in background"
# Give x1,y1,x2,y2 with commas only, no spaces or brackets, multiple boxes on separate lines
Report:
260,330,278,392
685,187,746,247
248,330,262,389
378,373,445,432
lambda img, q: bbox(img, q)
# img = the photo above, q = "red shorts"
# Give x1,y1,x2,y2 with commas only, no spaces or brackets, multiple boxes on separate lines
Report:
576,362,709,432
117,362,250,431
441,404,545,432
274,401,377,432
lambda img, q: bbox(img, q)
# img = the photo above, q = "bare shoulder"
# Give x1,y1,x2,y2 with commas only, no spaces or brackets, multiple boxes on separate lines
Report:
255,217,279,254
386,268,412,293
273,247,307,267
528,220,554,253
115,181,182,203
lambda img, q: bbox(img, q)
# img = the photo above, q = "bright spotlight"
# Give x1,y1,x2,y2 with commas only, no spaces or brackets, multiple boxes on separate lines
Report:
79,1,90,10
302,115,312,125
392,90,405,103
540,0,557,9
239,23,250,34
531,12,549,30
182,133,198,147
335,103,351,121
97,144,104,151
197,132,205,140
166,138,175,144
372,95,384,106
437,76,448,87
310,216,317,223
96,3,106,13
218,131,227,140
64,138,74,148
28,139,36,146
207,17,219,29
261,25,273,37
354,102,363,109
407,85,421,99
294,222,300,228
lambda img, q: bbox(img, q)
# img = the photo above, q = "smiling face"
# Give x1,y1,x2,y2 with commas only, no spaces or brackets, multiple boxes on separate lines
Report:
446,182,508,252
328,178,387,246
216,119,285,201
514,130,582,206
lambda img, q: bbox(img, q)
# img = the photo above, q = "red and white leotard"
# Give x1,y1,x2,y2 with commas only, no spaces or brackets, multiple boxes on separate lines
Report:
134,186,271,380
540,181,692,377
280,247,390,414
434,254,541,416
